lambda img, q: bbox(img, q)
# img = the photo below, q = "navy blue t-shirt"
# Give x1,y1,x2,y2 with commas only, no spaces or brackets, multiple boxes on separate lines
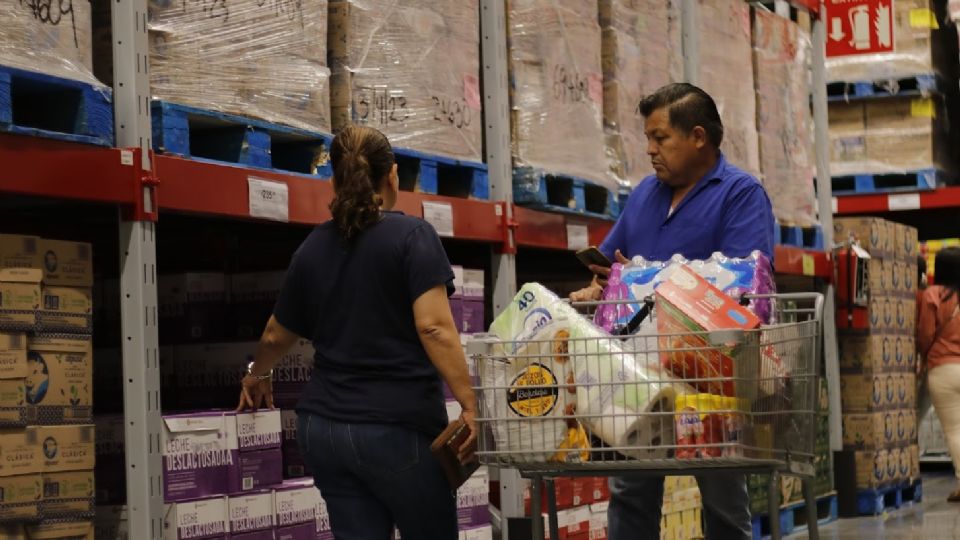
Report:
274,212,455,437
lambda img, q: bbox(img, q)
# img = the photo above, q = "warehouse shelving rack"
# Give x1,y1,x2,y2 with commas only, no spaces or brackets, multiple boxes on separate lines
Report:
0,1,836,537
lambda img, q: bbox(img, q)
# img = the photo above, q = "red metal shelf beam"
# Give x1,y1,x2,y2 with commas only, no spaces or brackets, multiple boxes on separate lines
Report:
834,187,960,215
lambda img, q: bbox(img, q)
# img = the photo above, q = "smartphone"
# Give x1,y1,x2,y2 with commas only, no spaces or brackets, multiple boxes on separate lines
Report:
575,246,612,270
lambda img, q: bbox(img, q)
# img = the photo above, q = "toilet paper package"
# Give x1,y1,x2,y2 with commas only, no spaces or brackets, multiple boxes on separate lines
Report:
488,283,690,460
596,251,775,332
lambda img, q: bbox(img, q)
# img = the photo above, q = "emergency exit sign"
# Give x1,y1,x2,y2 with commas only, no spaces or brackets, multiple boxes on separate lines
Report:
825,0,895,57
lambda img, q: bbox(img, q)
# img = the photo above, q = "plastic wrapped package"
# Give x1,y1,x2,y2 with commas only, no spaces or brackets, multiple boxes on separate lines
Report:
695,0,760,176
0,0,102,87
328,1,482,162
600,0,682,185
595,251,776,333
826,0,944,82
829,97,952,175
508,0,616,191
148,0,331,133
753,10,817,227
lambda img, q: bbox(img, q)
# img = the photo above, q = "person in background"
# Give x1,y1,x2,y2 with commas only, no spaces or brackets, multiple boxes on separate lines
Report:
571,83,775,539
917,247,960,502
237,125,477,539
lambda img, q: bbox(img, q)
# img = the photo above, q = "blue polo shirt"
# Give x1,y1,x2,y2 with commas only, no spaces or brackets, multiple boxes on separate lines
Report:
600,153,775,264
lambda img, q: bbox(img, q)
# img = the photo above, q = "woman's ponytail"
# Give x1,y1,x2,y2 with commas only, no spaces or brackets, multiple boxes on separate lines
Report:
329,126,395,242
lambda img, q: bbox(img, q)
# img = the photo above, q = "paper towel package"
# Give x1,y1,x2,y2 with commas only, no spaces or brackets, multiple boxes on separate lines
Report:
236,410,283,452
656,266,761,397
489,283,690,460
329,0,482,162
162,411,240,502
229,491,275,535
163,496,229,540
148,0,331,133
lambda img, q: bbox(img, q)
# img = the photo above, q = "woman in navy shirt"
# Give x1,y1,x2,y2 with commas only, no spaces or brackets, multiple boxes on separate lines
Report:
238,125,477,539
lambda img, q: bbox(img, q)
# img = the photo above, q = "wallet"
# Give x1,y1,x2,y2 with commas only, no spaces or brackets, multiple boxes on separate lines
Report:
430,419,480,490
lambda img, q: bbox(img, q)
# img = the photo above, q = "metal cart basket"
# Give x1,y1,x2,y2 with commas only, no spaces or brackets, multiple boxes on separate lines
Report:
468,293,824,540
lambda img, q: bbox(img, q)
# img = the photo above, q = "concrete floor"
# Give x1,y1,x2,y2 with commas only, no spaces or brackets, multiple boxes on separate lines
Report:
786,471,960,539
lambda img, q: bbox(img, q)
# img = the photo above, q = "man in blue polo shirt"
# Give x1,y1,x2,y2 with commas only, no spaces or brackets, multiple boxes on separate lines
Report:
572,83,775,539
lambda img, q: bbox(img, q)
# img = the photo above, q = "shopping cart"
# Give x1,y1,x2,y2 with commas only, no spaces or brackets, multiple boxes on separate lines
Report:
468,293,824,540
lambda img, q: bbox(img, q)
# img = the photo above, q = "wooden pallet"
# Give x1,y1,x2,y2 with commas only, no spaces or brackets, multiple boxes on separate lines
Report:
0,66,113,147
151,101,334,177
513,167,620,220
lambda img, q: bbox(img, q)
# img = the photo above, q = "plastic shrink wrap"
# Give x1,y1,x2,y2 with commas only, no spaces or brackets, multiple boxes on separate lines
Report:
148,0,331,133
0,0,103,88
753,10,818,227
695,0,760,176
328,0,482,162
600,0,682,186
509,0,616,192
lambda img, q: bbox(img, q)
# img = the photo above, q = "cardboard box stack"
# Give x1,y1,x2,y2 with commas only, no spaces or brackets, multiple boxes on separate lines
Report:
599,0,682,185
659,476,703,540
145,0,332,133
695,0,761,176
508,0,615,192
328,0,482,162
753,10,818,228
828,97,954,178
825,0,950,83
834,218,921,491
0,0,102,88
0,234,96,535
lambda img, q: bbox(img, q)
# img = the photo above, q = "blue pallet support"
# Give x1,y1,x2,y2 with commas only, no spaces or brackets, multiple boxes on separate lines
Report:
513,167,620,220
751,494,838,540
151,101,334,177
392,147,489,199
832,169,940,195
855,479,922,515
0,66,113,146
775,223,824,250
827,74,940,101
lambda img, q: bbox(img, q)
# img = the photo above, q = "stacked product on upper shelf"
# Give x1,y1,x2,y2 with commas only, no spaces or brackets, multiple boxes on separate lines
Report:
0,1,112,146
833,218,921,508
0,234,96,536
508,0,619,218
599,0,682,186
328,1,482,162
753,9,819,230
826,0,959,194
695,0,761,177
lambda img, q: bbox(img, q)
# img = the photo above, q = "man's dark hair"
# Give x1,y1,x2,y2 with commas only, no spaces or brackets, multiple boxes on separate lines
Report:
639,83,724,147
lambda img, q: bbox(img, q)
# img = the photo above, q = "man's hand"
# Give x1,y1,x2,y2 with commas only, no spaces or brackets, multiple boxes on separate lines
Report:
570,283,603,302
457,409,478,464
237,374,275,411
572,250,630,297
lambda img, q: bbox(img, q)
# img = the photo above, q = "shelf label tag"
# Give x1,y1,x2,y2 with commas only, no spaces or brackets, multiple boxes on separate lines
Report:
248,177,289,222
887,193,921,211
566,224,589,251
831,197,838,214
120,150,134,166
802,254,815,276
422,201,454,237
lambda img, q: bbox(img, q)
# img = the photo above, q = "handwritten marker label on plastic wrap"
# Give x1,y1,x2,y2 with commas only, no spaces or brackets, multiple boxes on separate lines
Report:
566,224,589,251
422,201,454,237
588,73,603,104
248,177,289,223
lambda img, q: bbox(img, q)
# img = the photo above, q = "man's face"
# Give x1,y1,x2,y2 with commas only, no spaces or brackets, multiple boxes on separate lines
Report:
644,107,703,187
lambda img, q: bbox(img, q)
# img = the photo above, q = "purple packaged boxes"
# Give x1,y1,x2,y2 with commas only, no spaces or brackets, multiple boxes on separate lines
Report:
163,496,229,540
162,411,240,502
281,410,307,478
457,467,490,530
229,491,275,540
237,410,283,491
274,478,331,540
94,414,126,505
274,340,315,408
461,269,484,334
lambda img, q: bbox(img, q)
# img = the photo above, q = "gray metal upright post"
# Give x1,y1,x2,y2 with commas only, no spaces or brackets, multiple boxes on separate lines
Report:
681,0,700,84
811,2,843,453
113,1,164,537
480,1,520,538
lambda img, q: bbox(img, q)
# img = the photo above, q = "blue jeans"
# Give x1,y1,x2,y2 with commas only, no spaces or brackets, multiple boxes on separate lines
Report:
607,473,751,540
296,413,458,540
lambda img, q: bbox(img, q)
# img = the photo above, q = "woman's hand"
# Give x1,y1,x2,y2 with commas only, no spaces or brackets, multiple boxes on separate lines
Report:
457,409,478,464
236,374,275,411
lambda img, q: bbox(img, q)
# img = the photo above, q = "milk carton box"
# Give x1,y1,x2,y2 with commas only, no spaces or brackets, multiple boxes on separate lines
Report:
162,412,239,502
